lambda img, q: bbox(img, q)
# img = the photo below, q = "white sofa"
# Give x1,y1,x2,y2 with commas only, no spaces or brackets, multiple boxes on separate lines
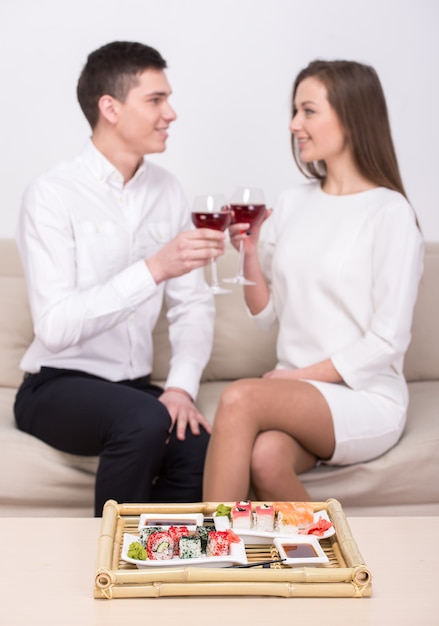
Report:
1,239,438,517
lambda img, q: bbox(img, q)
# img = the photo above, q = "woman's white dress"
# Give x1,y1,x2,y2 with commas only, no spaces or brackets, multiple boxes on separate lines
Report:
254,182,424,465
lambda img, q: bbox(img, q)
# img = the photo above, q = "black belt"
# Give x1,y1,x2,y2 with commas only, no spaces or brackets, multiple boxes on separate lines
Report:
23,371,152,385
121,374,152,386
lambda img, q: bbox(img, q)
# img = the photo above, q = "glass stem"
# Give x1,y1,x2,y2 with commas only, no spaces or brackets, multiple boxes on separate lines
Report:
211,257,220,287
237,239,245,278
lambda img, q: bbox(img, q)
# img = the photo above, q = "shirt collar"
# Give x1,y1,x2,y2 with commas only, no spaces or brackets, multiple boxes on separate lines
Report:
81,139,148,189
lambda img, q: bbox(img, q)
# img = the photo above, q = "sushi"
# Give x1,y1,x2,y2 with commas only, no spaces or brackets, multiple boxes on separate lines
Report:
236,500,252,511
138,525,164,547
231,500,253,529
207,531,230,556
179,535,202,559
196,525,215,554
275,502,314,533
146,530,174,560
167,525,190,555
255,504,275,531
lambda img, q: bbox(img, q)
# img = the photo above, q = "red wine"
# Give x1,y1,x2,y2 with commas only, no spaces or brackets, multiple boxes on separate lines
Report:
230,203,266,227
191,211,231,231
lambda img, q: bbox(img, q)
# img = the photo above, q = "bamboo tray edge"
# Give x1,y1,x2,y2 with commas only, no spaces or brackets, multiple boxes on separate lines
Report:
94,498,372,599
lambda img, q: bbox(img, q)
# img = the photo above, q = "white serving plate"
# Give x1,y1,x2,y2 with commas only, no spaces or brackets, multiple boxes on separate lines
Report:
273,535,329,566
222,510,335,544
121,533,248,569
138,512,204,530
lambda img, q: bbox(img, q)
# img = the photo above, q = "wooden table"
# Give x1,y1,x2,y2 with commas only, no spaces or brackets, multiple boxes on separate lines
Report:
0,516,437,626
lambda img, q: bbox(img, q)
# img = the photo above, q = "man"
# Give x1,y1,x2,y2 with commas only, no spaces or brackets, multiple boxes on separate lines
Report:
14,41,225,515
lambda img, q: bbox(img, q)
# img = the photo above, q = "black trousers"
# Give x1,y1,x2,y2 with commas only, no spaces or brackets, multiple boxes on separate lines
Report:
14,367,209,516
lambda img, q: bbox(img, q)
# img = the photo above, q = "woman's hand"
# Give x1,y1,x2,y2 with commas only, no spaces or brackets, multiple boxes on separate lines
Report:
228,209,272,255
263,360,343,384
263,369,301,380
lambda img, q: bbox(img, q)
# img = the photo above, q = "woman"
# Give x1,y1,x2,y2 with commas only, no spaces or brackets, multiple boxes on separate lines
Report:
202,60,424,502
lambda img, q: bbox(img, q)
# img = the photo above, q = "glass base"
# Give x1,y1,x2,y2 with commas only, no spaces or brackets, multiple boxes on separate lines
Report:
210,284,232,295
223,276,256,286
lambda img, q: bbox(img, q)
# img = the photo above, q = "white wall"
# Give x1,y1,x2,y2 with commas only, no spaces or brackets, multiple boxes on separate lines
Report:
1,0,438,239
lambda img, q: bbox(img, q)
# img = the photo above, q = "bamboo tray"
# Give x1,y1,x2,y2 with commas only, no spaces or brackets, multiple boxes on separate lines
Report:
94,498,372,599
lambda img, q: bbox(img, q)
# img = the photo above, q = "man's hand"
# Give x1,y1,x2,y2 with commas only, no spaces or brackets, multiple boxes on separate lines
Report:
146,229,226,284
159,388,212,441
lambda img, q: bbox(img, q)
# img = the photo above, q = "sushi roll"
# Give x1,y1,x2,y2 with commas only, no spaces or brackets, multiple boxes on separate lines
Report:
196,525,215,554
167,525,190,555
207,531,230,557
255,504,275,531
146,530,174,560
138,525,164,547
231,504,252,529
179,535,202,559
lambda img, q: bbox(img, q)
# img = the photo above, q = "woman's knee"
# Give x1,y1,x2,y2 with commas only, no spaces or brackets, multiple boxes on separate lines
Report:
252,432,284,475
210,380,261,439
217,379,261,414
251,431,300,485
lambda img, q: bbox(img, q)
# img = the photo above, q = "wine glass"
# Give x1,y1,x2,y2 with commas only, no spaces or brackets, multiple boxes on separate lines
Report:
191,194,232,295
223,186,266,285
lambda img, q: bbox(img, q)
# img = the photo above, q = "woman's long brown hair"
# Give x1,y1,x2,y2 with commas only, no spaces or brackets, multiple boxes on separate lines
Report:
291,60,408,199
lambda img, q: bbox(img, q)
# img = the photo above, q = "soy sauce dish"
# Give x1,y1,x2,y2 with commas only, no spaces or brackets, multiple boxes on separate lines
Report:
273,535,329,566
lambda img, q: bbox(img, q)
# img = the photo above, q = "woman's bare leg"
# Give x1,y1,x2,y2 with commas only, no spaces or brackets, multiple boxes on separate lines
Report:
251,431,316,500
202,378,334,501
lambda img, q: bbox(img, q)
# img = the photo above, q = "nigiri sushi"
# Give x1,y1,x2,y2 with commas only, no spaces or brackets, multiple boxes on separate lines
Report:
275,501,314,533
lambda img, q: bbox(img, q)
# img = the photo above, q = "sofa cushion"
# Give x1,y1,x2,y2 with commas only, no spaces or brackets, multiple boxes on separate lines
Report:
152,247,278,382
404,241,439,381
2,239,437,387
0,241,34,388
0,387,96,516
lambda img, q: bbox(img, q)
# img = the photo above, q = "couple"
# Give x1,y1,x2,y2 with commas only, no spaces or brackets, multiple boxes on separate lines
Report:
15,41,423,516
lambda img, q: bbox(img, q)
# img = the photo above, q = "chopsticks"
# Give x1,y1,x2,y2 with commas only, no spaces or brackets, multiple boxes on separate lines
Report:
232,558,286,568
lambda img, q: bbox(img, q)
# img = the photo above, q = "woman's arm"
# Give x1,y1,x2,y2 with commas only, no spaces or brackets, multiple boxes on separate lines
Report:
263,358,343,383
229,211,272,315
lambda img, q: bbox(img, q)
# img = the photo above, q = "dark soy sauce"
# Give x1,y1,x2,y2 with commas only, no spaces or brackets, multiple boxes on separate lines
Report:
283,543,318,558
